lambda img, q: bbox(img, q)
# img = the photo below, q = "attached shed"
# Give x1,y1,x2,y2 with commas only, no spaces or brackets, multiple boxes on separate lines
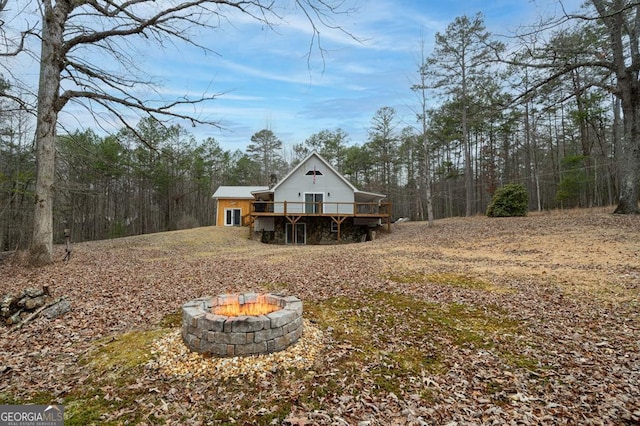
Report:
212,186,269,227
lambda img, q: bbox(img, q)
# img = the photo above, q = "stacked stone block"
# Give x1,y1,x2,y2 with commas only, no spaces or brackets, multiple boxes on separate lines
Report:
182,293,303,357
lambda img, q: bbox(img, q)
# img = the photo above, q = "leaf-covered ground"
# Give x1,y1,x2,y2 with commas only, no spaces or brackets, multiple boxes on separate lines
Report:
1,208,639,425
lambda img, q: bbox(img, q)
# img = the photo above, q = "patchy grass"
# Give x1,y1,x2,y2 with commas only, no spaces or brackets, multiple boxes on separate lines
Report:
63,384,165,426
260,282,293,294
0,391,56,405
158,310,182,328
302,291,525,399
61,328,173,425
82,329,169,375
385,271,512,293
384,271,428,284
427,272,495,290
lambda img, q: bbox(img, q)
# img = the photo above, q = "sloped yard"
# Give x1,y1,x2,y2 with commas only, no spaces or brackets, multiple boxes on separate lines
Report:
1,209,638,424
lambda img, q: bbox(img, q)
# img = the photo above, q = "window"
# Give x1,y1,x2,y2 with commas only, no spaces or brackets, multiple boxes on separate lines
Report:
330,221,339,233
224,208,241,226
304,193,323,213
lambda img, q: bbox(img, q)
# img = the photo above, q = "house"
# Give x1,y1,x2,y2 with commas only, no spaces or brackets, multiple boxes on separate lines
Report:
212,186,269,227
249,152,390,244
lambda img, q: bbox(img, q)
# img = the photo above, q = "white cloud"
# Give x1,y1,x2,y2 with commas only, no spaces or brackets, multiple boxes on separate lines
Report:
7,0,590,153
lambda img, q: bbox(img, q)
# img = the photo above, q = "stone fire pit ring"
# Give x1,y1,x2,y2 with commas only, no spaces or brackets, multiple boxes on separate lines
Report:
182,293,303,357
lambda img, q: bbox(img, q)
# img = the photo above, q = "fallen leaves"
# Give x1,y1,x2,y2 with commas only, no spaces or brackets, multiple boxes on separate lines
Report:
0,210,638,424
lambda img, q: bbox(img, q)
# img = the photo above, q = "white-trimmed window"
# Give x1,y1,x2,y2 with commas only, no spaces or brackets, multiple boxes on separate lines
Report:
224,208,242,226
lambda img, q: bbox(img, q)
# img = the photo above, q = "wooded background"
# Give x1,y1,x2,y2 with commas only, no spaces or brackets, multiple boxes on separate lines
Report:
0,6,631,250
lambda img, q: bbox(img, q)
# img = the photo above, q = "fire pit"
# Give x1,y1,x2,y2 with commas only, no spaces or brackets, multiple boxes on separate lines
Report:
181,293,303,357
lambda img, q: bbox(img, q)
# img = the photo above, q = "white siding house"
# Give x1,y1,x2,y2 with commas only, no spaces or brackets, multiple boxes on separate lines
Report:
248,152,390,244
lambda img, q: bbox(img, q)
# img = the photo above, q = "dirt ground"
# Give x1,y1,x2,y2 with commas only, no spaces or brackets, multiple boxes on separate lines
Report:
0,207,638,424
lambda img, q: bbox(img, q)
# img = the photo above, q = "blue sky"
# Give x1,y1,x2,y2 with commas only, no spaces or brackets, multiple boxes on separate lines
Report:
8,0,584,152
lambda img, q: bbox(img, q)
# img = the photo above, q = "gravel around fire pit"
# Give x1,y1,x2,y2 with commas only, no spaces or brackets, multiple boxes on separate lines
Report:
148,319,323,381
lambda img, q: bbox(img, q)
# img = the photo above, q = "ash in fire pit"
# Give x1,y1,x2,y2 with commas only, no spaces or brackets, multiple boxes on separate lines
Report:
182,293,303,357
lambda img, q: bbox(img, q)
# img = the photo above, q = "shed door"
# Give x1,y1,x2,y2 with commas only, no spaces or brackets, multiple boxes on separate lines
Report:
225,208,242,226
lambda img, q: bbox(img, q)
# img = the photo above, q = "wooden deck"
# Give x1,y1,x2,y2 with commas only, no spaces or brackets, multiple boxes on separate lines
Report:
249,201,392,240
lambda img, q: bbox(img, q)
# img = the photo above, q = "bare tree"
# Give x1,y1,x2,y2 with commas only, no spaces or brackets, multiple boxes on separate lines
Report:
506,0,640,214
0,0,356,265
591,0,640,214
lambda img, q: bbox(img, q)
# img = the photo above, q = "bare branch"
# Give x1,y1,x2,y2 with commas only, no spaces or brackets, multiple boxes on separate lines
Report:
0,23,38,57
60,88,224,127
63,1,274,54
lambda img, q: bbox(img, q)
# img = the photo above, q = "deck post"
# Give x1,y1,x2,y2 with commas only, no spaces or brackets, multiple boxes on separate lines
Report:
330,216,347,242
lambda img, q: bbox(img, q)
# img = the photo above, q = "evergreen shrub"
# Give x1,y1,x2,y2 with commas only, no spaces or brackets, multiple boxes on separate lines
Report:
487,183,529,217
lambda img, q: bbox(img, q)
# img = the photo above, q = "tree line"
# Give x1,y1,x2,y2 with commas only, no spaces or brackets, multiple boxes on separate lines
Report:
1,1,639,261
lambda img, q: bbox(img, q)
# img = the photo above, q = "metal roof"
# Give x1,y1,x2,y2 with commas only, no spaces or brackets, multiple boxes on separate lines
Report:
212,186,269,199
355,190,386,202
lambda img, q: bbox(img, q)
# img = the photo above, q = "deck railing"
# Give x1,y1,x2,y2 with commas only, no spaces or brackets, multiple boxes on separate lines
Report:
251,201,390,217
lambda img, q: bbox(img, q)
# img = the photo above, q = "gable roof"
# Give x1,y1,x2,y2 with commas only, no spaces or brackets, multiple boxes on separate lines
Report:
212,186,269,199
278,151,386,200
211,152,386,201
271,151,351,193
272,151,385,200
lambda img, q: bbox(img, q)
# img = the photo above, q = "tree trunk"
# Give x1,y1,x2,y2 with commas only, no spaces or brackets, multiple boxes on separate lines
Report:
588,0,640,213
462,99,473,217
607,1,640,214
613,95,640,213
30,3,67,266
